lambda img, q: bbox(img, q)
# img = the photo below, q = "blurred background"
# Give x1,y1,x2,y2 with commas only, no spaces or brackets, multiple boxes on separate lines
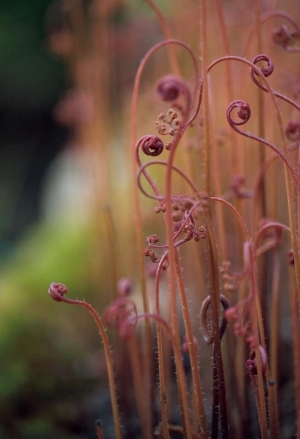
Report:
0,0,168,437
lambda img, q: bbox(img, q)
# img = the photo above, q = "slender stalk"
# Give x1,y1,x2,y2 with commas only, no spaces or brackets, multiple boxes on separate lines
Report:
135,313,193,439
49,286,122,439
155,256,171,439
144,0,180,75
292,288,300,439
205,214,229,438
268,249,280,439
213,0,240,175
95,419,105,439
207,55,300,312
174,251,209,437
245,243,268,439
128,337,152,439
164,153,191,437
199,0,211,195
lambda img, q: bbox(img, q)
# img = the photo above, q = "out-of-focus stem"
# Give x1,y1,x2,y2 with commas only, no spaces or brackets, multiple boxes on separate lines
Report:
60,296,122,439
199,0,211,195
144,0,180,75
269,250,280,439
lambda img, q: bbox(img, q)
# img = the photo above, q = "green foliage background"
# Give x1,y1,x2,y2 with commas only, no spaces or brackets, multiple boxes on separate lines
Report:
0,1,110,437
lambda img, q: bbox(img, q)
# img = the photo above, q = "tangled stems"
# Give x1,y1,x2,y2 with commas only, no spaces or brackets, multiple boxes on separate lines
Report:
132,42,203,439
104,295,153,438
48,283,122,439
149,207,208,437
219,241,269,436
130,43,200,411
147,209,208,436
222,56,300,320
133,312,193,439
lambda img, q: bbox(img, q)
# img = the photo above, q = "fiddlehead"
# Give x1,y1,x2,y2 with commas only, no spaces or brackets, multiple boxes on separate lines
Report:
139,134,164,157
272,23,300,52
200,294,230,345
156,74,189,103
226,100,298,186
135,135,165,197
250,54,274,92
246,345,268,376
226,99,251,126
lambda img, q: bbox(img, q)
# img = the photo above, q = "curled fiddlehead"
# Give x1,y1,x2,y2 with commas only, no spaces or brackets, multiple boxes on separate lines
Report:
156,74,188,102
226,100,251,127
155,72,203,145
156,74,192,118
135,135,165,197
200,294,230,345
249,54,300,113
139,134,164,156
246,345,268,376
250,54,274,92
272,23,300,52
228,174,252,199
143,199,207,269
48,282,69,301
226,99,298,186
48,283,122,438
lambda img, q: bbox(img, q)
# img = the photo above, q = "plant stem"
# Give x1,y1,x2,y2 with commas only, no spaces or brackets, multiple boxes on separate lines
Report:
62,297,122,439
174,251,209,437
205,214,229,438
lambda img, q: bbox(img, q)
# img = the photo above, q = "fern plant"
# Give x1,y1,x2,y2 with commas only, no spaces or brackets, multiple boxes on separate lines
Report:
48,1,300,438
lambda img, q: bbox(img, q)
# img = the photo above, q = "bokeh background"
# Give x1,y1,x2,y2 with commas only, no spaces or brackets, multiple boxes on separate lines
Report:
0,1,167,437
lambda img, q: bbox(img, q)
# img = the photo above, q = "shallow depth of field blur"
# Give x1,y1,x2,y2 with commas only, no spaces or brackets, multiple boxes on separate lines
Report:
0,0,300,438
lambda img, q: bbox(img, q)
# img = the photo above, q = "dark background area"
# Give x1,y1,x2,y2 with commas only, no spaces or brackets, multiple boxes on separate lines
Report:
0,0,67,259
0,2,163,437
